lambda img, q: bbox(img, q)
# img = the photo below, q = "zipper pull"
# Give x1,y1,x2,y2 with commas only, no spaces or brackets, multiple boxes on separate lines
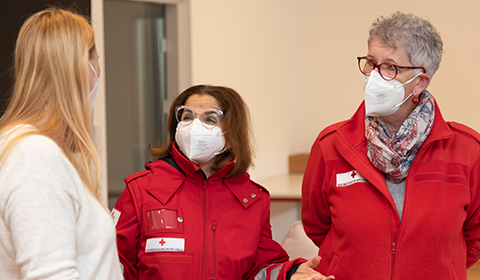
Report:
392,243,397,255
212,220,217,232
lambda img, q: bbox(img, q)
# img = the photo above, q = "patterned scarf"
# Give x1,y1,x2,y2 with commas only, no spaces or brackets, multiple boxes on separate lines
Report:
365,91,435,183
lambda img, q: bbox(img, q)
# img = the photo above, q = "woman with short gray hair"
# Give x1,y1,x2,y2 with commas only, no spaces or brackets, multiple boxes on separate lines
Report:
302,11,480,279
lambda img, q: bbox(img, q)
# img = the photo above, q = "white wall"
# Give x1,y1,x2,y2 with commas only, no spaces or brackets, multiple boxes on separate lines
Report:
91,0,480,244
188,0,480,182
92,0,480,197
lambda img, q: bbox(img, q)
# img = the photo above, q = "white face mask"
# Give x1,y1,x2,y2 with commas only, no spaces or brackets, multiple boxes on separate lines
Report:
364,70,421,116
175,118,226,164
88,61,100,109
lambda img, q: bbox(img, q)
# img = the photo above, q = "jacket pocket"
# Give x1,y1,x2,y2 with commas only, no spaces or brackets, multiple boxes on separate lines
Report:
326,253,339,275
142,254,192,264
414,172,467,185
449,262,459,280
143,207,185,235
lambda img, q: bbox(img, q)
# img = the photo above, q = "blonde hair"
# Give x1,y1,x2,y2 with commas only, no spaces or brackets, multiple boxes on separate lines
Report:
0,7,101,199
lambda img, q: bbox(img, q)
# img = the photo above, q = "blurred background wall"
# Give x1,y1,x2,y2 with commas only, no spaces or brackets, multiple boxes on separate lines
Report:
186,0,480,181
3,0,479,239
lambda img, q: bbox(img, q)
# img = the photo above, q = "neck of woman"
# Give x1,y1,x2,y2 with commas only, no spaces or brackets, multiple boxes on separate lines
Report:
380,104,418,134
198,159,215,178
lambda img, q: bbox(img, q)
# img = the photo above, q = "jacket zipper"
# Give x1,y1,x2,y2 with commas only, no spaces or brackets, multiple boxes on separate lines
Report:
391,242,396,280
389,161,411,280
211,220,217,280
389,207,398,280
202,180,207,280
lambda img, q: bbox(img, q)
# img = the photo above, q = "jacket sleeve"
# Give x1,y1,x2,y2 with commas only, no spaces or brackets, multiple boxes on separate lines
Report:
254,259,307,280
301,136,332,250
246,193,306,280
113,182,142,280
465,155,480,267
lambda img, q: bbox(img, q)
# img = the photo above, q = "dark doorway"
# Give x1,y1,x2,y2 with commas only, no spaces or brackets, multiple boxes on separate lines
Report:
104,0,168,208
0,0,90,115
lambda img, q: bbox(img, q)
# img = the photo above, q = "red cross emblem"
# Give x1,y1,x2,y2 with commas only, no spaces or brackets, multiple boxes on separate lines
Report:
159,239,166,246
351,171,357,178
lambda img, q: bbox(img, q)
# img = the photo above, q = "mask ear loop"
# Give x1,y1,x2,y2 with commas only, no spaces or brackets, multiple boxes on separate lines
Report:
213,149,227,156
88,61,100,110
392,72,423,110
395,72,422,88
213,130,227,156
88,61,98,79
406,72,423,104
393,92,413,110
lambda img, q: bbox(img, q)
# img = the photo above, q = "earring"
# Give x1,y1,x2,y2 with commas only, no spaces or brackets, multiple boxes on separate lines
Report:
412,93,419,104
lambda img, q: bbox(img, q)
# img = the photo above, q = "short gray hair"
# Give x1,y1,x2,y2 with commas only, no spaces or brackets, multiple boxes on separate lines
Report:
368,11,443,78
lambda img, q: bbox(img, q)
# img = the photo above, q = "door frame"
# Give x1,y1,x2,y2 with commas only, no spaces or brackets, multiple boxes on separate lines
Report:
90,0,191,203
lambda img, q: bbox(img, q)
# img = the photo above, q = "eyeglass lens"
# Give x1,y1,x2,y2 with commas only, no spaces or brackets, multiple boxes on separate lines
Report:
176,106,222,126
358,57,398,80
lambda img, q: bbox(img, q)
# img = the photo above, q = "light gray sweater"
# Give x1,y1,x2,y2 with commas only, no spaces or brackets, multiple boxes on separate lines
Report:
0,129,122,279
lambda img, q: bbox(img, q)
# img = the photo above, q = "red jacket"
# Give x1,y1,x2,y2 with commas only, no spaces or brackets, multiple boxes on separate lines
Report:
114,144,303,279
302,100,480,279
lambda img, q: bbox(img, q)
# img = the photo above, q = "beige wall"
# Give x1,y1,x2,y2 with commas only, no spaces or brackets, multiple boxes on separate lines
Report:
90,0,480,241
92,0,480,197
188,0,480,181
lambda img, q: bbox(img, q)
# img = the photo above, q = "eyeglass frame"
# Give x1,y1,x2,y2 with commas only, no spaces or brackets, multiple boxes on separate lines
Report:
357,56,426,81
175,105,224,128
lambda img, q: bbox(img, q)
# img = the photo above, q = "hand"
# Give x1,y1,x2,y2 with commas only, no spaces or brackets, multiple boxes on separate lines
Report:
290,256,335,280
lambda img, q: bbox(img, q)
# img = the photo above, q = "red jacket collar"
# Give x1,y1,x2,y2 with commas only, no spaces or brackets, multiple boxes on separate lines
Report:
328,98,452,198
335,98,452,151
143,144,260,208
171,142,234,180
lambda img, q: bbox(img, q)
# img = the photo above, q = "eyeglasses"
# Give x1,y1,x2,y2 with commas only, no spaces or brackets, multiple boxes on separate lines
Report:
175,105,224,128
357,56,425,81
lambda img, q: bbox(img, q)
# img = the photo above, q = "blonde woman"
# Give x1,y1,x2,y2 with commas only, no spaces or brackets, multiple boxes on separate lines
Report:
0,7,122,279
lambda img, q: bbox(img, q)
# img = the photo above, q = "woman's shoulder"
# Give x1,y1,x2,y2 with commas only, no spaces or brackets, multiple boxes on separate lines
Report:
124,158,178,185
1,125,60,152
14,134,64,161
224,174,271,205
0,132,81,205
447,121,480,144
2,130,71,179
314,120,350,145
